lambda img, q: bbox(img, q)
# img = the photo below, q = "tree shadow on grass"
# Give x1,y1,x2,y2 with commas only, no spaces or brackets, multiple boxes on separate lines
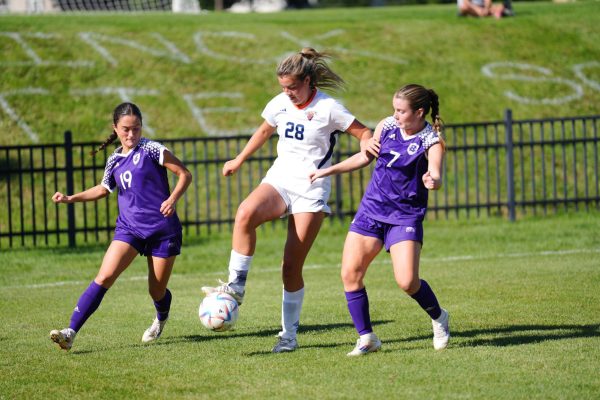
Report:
176,320,392,343
387,323,600,349
68,322,597,355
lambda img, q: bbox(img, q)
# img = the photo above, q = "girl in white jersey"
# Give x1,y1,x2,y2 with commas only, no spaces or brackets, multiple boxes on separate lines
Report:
202,48,372,353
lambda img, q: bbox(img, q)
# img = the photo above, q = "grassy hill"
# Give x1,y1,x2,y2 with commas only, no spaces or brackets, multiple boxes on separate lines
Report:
0,1,599,145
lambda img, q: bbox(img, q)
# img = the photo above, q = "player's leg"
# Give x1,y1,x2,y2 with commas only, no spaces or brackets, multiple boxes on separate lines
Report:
491,3,505,18
272,211,324,353
142,251,176,343
202,183,287,304
50,240,138,350
342,231,383,356
389,236,449,350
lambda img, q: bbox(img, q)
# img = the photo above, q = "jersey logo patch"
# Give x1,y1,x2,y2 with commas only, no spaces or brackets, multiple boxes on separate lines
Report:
407,143,420,155
133,153,141,165
306,110,315,121
388,134,396,139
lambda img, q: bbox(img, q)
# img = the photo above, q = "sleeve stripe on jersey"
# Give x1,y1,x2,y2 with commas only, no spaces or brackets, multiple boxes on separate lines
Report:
317,131,338,169
101,182,113,193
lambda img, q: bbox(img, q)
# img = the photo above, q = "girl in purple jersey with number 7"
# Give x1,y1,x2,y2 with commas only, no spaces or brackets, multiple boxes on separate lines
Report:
49,102,192,351
309,84,450,356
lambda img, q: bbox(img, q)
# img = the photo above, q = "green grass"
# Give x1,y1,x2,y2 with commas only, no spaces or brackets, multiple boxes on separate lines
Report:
1,212,599,398
1,2,599,146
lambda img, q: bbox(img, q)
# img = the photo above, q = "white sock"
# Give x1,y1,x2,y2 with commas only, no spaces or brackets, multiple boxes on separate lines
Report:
227,250,252,292
280,287,304,340
360,332,377,342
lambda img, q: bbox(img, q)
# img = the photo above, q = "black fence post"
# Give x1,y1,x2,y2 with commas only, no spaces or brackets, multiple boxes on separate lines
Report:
64,130,76,247
504,109,516,222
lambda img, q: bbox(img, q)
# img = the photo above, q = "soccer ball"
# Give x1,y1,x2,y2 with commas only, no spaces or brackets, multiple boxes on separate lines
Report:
198,292,239,332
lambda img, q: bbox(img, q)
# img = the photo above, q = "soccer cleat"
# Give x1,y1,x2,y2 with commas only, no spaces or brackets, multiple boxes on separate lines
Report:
347,333,382,356
432,308,450,350
49,328,76,351
201,280,245,305
272,335,298,353
142,317,168,343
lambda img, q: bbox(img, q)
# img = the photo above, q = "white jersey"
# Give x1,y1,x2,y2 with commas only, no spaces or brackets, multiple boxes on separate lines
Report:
261,89,356,200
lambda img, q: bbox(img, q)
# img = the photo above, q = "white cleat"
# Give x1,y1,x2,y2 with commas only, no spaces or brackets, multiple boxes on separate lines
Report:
201,280,245,305
432,308,450,350
347,333,382,356
272,335,298,353
50,328,76,351
142,317,168,343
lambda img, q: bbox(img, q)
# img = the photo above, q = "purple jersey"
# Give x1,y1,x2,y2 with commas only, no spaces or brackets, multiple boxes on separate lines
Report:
357,117,440,224
101,138,182,240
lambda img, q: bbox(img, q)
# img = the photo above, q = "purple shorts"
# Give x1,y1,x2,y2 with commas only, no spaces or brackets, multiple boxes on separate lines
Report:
113,228,182,258
349,211,423,252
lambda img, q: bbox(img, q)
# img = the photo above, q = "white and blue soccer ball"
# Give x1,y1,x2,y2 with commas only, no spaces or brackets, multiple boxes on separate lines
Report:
198,292,239,332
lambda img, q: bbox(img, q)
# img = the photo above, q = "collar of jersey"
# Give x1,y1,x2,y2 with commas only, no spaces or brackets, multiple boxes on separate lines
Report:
399,122,433,140
115,138,144,157
294,89,317,110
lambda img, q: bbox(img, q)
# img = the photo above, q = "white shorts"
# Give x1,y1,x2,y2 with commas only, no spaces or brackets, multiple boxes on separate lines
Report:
261,177,331,216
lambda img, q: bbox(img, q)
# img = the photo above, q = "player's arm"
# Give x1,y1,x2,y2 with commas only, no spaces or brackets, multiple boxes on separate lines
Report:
309,120,383,183
422,142,444,190
52,185,109,204
161,150,193,217
345,119,373,156
223,120,276,177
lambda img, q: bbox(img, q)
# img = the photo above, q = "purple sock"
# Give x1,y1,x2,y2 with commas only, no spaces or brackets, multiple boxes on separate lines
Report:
345,287,372,335
410,279,442,320
154,288,172,321
69,281,108,332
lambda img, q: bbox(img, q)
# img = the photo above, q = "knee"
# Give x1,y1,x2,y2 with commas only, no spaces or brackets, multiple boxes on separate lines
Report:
341,267,363,288
94,273,116,288
459,3,475,14
396,277,420,295
235,202,256,228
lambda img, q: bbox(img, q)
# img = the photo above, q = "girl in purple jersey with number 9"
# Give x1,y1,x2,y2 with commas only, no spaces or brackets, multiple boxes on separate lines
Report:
309,84,450,356
49,102,192,351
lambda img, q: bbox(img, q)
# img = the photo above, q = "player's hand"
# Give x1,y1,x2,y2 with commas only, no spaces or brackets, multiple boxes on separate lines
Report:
422,171,441,190
309,170,326,184
365,137,381,159
222,157,243,177
160,199,176,217
52,192,69,203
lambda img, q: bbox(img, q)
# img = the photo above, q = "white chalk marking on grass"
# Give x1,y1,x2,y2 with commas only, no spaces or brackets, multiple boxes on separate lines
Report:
193,31,274,65
0,32,94,68
0,32,43,64
280,30,408,65
78,32,190,67
183,92,248,136
0,87,49,143
573,61,600,92
5,248,598,291
481,61,584,105
70,87,160,136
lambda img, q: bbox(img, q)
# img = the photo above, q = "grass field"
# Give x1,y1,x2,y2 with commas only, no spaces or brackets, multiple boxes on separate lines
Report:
1,1,599,145
1,212,599,399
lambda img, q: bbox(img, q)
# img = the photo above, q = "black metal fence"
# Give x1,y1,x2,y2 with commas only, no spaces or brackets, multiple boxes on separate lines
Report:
1,109,599,248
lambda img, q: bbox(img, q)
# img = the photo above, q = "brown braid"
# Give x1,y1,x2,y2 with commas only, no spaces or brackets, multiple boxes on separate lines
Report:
89,132,118,157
